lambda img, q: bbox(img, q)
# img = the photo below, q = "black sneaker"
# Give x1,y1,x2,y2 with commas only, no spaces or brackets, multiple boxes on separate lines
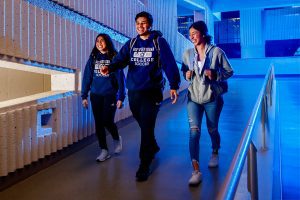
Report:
136,164,150,182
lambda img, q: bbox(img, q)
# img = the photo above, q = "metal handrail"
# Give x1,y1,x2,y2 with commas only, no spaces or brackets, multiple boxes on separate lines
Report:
217,66,275,200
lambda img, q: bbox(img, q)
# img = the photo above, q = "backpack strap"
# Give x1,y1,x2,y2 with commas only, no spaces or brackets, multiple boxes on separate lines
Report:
207,46,215,60
153,37,161,68
129,37,137,50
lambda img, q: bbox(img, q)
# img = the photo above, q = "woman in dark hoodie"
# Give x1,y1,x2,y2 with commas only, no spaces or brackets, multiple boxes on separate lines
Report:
81,33,126,162
100,11,181,182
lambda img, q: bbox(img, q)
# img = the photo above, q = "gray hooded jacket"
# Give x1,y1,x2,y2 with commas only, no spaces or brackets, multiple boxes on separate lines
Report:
181,44,233,104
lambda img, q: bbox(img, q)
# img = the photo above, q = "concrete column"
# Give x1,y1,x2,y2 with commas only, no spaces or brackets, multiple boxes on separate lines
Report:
240,8,265,58
194,10,205,22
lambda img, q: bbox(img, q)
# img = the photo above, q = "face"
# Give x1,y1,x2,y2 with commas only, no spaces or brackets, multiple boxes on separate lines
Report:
189,27,205,46
135,17,151,36
96,36,107,52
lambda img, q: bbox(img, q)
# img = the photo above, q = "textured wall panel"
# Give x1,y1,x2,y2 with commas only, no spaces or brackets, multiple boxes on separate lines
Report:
48,12,55,65
5,0,13,56
51,101,58,153
30,105,38,162
37,135,44,159
28,4,36,61
60,18,66,68
67,96,73,145
55,99,63,150
0,114,8,176
76,24,81,70
0,0,4,54
44,134,51,156
15,109,24,169
7,111,17,173
240,9,263,46
61,97,68,148
55,15,61,66
13,0,22,58
77,96,83,140
23,107,31,165
43,10,50,64
21,1,29,59
36,8,43,63
72,95,78,143
66,20,72,68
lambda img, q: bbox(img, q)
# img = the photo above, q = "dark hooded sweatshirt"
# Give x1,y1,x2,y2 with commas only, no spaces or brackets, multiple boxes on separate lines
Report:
108,31,180,91
81,52,126,101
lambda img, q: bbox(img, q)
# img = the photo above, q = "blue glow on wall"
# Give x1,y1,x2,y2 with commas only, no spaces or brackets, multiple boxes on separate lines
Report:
23,60,76,73
37,91,74,104
37,108,53,137
25,0,129,44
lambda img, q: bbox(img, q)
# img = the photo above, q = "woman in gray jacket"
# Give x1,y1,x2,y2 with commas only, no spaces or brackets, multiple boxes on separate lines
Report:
181,21,233,186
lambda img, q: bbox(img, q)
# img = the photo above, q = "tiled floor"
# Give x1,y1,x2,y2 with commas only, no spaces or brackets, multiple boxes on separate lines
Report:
0,77,273,200
277,77,300,200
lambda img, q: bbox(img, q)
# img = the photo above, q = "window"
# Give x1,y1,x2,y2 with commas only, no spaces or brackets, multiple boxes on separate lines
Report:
214,11,241,58
178,15,194,40
264,7,300,57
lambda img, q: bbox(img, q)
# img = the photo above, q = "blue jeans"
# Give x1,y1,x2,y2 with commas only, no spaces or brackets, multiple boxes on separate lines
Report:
187,96,224,162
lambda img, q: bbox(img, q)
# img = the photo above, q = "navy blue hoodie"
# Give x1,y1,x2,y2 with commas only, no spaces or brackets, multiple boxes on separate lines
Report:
81,52,126,101
109,31,180,91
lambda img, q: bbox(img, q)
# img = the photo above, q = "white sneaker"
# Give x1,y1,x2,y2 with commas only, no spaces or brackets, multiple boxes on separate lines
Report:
114,136,122,154
188,171,202,186
96,149,111,162
208,154,219,168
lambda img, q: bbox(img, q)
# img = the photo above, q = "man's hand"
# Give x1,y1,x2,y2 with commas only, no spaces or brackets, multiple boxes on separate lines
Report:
82,99,88,109
170,89,178,104
116,100,123,109
100,66,109,76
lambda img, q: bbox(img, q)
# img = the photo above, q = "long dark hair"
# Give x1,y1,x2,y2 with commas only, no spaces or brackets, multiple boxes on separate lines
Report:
90,33,117,60
189,21,212,44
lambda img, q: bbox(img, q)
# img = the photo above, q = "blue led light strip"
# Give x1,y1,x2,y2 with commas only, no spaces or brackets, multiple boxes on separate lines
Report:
25,0,129,44
23,60,75,73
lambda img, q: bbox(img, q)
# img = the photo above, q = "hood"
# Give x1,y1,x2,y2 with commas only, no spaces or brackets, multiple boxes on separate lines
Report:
136,30,163,40
205,44,215,54
149,30,163,39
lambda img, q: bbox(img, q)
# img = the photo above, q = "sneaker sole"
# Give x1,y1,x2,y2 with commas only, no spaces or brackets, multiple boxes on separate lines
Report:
189,181,202,187
208,164,219,168
96,155,111,162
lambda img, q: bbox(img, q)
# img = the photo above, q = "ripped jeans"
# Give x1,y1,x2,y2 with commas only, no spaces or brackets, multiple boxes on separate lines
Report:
187,96,224,162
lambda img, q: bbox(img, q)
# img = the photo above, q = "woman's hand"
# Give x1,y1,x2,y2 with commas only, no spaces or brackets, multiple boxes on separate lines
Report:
116,100,123,109
82,99,88,109
185,70,193,80
204,69,217,80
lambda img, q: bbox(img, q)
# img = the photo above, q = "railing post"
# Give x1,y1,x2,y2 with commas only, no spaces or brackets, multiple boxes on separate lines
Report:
261,95,268,151
247,142,258,200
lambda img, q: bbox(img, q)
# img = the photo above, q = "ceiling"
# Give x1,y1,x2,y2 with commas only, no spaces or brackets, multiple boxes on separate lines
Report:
177,0,300,14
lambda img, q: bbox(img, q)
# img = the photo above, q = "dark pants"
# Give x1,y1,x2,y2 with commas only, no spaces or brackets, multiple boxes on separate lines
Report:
128,89,162,165
90,93,119,150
